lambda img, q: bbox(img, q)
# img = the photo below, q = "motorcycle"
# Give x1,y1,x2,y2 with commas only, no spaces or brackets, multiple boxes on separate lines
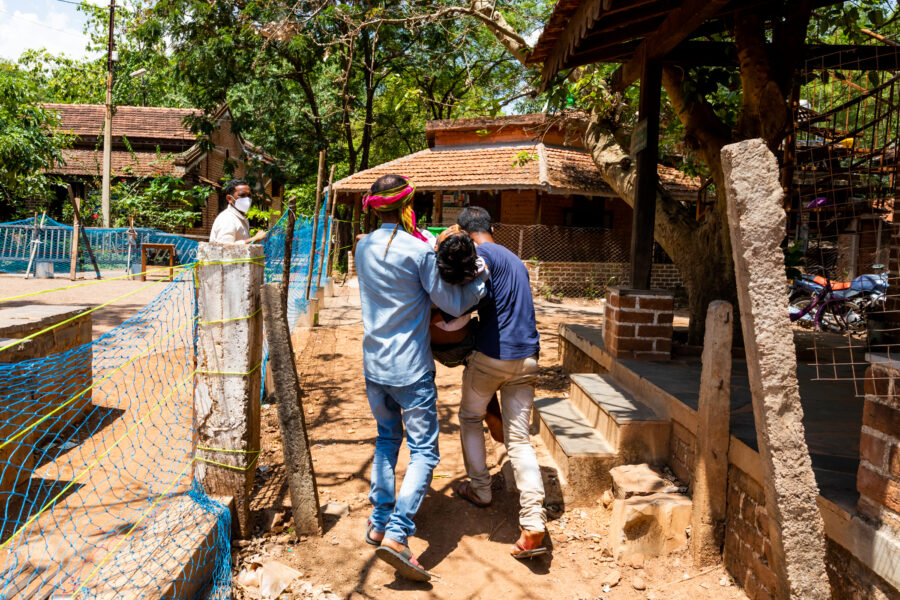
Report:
788,267,888,336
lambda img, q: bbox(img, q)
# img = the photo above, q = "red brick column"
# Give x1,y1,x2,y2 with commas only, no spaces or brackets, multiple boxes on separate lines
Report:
858,359,900,532
602,287,673,360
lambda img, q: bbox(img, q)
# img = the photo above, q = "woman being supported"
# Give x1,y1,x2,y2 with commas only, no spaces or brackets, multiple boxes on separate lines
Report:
430,225,503,443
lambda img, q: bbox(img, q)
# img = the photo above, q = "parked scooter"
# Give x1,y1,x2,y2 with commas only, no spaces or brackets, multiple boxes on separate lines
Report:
788,266,888,336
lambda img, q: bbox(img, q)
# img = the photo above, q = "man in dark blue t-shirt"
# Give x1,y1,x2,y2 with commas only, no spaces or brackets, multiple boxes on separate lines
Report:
453,206,547,559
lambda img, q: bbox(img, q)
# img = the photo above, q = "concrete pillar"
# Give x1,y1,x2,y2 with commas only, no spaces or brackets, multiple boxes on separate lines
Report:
722,139,830,599
690,300,732,566
194,242,264,538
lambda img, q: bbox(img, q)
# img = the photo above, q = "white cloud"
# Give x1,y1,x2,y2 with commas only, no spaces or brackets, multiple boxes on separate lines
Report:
0,0,101,61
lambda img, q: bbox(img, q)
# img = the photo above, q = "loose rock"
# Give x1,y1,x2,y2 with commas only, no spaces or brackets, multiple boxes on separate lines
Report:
632,576,646,590
629,553,645,569
601,569,620,587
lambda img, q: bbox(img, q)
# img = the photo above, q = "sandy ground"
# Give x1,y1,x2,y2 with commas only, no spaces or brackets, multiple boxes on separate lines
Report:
233,283,746,600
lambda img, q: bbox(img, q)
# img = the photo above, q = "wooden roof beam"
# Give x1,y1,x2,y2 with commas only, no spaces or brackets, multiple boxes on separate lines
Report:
615,0,732,89
573,16,667,55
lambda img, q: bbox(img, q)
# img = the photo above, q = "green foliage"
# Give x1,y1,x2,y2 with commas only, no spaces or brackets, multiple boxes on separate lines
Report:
64,176,208,230
0,62,70,220
512,150,539,168
784,241,806,281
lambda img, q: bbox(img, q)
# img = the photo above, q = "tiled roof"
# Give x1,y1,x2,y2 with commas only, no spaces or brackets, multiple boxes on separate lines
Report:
425,112,588,134
333,142,702,199
333,142,612,195
47,148,178,177
44,104,199,141
657,165,703,199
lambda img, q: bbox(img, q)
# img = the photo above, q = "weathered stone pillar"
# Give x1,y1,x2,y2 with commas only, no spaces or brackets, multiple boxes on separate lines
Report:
722,138,830,599
194,243,264,538
603,287,673,360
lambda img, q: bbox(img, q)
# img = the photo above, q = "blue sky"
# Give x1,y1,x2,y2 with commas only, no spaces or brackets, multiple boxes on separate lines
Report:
0,0,105,61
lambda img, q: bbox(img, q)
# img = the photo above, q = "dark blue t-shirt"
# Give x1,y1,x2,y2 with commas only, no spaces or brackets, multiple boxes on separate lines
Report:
474,242,540,360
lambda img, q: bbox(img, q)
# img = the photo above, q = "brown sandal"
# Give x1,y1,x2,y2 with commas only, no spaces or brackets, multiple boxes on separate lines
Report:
453,480,491,508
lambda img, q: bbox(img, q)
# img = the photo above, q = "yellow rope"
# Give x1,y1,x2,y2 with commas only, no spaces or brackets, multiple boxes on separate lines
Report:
197,306,261,325
195,361,262,376
0,279,171,354
194,445,261,471
71,458,195,598
0,371,196,550
0,317,197,451
0,264,192,303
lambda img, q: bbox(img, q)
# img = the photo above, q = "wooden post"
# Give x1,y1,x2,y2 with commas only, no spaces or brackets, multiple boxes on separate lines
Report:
722,139,830,599
352,194,362,252
194,242,264,539
326,191,339,278
282,187,297,304
304,150,326,303
690,300,732,567
70,195,81,280
434,191,443,225
261,282,323,536
629,59,661,290
316,164,336,290
67,185,101,280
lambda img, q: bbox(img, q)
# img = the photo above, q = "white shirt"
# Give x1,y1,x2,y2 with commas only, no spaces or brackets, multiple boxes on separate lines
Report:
209,205,251,244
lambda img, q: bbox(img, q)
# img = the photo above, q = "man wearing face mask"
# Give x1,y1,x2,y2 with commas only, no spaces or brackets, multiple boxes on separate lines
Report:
209,179,268,244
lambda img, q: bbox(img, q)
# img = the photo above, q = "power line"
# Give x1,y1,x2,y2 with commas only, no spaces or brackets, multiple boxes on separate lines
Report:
0,7,87,39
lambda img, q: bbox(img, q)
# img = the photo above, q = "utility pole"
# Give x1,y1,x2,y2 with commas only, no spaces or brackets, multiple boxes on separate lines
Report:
101,0,116,228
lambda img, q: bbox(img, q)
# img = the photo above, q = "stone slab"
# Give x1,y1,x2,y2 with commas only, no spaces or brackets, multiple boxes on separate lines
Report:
0,305,89,338
608,492,692,560
534,396,617,506
610,464,679,499
569,373,670,464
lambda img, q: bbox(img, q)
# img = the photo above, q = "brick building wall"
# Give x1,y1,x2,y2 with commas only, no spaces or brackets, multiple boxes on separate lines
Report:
858,362,900,533
525,260,683,297
500,190,538,224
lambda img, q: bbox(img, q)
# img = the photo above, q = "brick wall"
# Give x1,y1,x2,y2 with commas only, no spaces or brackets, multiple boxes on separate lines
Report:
500,190,538,224
0,306,93,501
602,287,673,360
724,465,778,600
858,362,900,533
669,420,696,486
525,261,683,297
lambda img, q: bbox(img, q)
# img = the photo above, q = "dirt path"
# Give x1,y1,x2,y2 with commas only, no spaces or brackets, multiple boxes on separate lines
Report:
237,284,747,600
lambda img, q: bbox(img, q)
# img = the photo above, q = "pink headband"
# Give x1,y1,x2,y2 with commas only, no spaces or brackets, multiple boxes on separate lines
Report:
363,184,414,210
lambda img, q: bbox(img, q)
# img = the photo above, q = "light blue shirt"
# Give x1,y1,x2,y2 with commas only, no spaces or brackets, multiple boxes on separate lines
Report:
356,224,487,386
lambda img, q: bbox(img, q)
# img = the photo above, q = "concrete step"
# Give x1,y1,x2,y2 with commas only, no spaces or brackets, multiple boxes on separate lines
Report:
533,396,617,507
568,373,670,464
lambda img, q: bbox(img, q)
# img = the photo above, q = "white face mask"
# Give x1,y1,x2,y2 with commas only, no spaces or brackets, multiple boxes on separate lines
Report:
233,196,251,214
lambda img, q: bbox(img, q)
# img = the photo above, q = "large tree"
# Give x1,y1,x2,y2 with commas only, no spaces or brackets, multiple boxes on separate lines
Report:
465,0,896,341
0,62,70,221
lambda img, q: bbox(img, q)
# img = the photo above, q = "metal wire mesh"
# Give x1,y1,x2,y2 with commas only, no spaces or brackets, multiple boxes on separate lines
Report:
0,217,200,275
0,208,330,597
787,42,900,393
490,223,678,297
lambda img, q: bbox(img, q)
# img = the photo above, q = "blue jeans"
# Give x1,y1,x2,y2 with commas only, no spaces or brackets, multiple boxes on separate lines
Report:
366,371,440,546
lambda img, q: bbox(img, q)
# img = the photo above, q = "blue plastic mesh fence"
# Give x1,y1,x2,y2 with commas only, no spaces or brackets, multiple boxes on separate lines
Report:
0,217,200,274
0,206,331,597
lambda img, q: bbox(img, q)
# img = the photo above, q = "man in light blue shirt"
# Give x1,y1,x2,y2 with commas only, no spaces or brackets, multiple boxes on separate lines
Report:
356,174,487,581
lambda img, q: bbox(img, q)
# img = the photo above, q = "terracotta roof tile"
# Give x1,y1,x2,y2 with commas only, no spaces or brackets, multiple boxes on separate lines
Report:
334,142,702,200
333,143,610,195
47,148,177,177
44,104,199,141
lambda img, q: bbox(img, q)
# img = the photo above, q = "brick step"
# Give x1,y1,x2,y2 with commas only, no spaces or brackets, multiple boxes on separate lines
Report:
533,396,617,507
568,373,670,464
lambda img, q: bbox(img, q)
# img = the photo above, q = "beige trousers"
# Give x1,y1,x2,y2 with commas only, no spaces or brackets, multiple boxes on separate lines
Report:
459,351,545,532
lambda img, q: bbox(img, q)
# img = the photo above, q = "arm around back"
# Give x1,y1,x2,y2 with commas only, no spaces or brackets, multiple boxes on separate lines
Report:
418,250,487,317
